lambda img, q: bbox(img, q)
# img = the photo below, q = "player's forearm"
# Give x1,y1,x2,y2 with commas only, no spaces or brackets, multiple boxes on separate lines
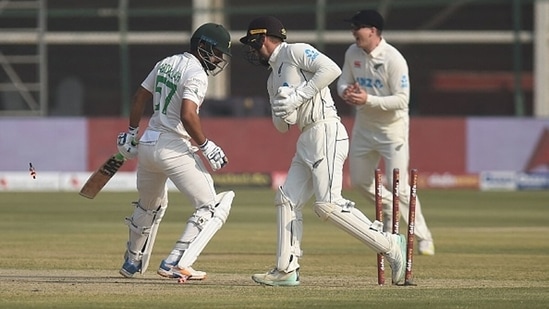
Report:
368,92,409,111
129,87,150,129
181,112,206,145
336,66,355,98
302,56,341,98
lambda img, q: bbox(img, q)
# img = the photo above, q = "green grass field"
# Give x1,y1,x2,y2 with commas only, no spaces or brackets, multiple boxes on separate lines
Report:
1,189,548,308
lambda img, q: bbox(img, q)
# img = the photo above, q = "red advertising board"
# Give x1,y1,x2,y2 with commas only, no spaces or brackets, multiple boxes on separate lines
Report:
87,117,467,175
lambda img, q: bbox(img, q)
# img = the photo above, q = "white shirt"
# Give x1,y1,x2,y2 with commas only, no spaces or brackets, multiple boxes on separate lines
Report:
337,38,410,126
141,52,207,140
266,42,342,132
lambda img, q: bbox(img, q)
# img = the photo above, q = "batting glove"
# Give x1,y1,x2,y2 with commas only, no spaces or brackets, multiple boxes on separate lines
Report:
271,85,308,117
117,126,139,160
200,139,228,171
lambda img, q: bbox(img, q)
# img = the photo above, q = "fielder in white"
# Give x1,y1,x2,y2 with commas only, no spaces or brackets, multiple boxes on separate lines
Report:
116,23,234,280
337,10,435,255
240,16,407,286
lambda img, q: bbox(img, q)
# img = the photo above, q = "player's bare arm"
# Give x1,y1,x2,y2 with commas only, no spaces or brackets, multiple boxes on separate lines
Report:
180,98,206,145
116,86,152,160
181,98,228,170
129,86,151,129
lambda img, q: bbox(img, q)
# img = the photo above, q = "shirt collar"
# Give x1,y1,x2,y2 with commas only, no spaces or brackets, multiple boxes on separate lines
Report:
268,42,285,67
185,52,200,64
368,37,387,58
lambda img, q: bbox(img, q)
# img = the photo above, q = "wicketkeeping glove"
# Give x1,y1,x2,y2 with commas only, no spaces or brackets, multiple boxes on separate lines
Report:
200,139,228,171
271,84,308,117
117,126,139,160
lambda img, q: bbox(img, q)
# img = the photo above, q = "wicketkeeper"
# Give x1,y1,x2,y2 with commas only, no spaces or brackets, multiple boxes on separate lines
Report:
240,16,408,286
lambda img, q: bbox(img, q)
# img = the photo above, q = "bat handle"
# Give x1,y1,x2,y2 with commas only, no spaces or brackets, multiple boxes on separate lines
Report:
115,153,127,161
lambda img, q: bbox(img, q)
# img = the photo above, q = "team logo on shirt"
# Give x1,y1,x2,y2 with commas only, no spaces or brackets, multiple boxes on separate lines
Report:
401,75,409,88
354,61,361,68
357,77,383,90
374,63,383,70
305,49,319,61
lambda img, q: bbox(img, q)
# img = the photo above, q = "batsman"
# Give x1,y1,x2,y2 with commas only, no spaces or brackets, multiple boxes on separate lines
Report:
116,23,234,280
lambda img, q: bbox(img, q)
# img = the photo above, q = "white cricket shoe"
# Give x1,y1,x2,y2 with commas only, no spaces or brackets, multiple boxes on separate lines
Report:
384,233,406,285
157,260,207,280
418,240,435,256
252,268,300,286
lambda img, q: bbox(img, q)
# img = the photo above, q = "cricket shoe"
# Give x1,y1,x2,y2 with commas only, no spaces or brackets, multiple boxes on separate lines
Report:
157,260,207,280
418,240,435,256
384,233,406,285
251,268,300,286
119,258,141,278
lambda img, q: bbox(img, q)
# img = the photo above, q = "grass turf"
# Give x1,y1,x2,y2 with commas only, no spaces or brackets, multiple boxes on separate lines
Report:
1,189,548,308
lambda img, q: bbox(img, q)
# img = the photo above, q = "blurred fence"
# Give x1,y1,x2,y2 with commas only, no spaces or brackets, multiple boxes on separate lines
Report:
0,0,545,117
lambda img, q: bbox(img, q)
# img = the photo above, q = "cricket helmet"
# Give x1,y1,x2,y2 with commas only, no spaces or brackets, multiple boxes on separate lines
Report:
239,16,287,47
190,23,232,75
239,16,286,67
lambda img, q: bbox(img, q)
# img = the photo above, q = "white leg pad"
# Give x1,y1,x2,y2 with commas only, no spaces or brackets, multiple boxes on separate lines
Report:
125,201,163,262
140,203,167,274
338,199,372,225
177,191,234,268
313,202,391,253
275,187,302,273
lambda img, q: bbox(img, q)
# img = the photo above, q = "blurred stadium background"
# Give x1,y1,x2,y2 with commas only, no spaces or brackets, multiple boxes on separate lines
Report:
1,0,548,192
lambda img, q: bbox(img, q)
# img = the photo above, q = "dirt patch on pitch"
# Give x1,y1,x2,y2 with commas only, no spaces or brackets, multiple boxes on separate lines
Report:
2,268,545,295
0,269,259,296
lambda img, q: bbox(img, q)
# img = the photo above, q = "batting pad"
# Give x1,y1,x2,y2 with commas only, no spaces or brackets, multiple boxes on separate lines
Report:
177,191,234,269
140,203,167,274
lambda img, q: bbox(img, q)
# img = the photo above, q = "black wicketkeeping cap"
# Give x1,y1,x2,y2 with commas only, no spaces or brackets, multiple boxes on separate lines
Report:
345,9,384,30
239,16,287,44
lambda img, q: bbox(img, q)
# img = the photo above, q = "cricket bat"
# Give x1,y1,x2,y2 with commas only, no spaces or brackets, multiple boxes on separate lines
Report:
79,153,126,199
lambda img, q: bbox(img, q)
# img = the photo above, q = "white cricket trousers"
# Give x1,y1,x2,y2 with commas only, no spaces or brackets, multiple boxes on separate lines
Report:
282,120,350,207
136,131,217,211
